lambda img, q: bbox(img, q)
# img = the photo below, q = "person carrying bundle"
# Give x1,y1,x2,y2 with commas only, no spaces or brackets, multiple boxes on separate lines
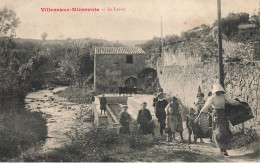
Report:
195,83,240,156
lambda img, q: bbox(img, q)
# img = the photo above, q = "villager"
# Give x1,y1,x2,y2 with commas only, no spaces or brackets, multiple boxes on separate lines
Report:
137,102,155,135
90,92,95,104
195,83,240,156
186,107,200,144
158,87,163,93
194,90,207,143
165,96,184,142
154,92,168,136
100,93,107,115
119,105,132,134
207,91,213,142
152,87,163,107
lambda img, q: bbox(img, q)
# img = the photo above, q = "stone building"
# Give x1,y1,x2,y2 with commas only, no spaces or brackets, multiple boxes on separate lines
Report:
94,47,146,94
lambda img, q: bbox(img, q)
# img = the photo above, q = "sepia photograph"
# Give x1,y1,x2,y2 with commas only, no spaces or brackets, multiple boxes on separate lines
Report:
0,0,259,162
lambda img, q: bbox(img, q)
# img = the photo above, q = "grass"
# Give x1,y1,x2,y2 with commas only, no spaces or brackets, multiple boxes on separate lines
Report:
0,106,47,161
20,122,158,162
56,86,93,104
231,127,259,151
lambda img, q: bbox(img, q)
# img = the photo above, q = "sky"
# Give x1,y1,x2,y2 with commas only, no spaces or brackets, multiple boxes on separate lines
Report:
0,0,259,41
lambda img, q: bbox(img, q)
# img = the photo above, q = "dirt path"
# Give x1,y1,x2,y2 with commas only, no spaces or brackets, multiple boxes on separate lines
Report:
111,135,259,162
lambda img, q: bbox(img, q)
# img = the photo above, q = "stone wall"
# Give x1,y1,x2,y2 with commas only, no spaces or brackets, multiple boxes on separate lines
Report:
94,54,145,94
157,40,260,133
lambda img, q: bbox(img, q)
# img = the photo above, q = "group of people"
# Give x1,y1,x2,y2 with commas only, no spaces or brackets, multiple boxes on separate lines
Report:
187,83,241,156
119,90,185,142
99,83,242,156
153,92,184,142
119,101,155,135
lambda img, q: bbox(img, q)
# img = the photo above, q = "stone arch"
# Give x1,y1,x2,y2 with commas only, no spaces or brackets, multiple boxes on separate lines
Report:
124,77,138,88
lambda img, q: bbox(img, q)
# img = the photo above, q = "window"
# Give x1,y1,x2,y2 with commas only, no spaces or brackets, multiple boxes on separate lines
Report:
126,55,133,64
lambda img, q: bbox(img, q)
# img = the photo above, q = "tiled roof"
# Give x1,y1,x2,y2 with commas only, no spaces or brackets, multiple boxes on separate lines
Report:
95,47,145,55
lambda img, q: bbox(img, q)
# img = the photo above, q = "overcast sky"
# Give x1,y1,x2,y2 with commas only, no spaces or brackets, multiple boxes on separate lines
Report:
1,0,259,41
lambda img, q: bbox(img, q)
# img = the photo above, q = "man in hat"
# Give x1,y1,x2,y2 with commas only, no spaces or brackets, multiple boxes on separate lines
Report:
155,92,168,136
119,105,132,134
195,83,240,156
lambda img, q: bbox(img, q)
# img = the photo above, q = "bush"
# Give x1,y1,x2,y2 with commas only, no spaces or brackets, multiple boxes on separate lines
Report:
23,122,158,162
41,126,120,162
231,127,259,149
0,107,47,160
56,86,93,104
127,120,158,150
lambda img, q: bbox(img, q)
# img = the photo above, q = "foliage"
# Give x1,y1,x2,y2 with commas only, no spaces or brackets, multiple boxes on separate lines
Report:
0,107,47,160
181,30,200,40
0,37,16,68
0,7,20,37
56,86,94,104
58,39,122,87
231,127,259,149
213,12,250,40
180,24,211,41
136,37,161,68
137,68,157,78
250,14,260,29
21,121,158,162
164,34,180,46
41,32,47,43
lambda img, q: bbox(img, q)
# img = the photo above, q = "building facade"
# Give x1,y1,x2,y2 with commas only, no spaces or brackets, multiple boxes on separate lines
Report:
94,47,146,94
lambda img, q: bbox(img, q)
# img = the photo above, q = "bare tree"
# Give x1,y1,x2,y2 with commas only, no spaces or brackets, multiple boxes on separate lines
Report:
41,32,48,43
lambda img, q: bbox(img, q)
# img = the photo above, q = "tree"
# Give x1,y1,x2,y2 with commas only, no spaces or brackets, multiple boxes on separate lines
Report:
213,13,250,40
164,34,180,46
0,7,20,37
41,32,48,43
250,14,260,29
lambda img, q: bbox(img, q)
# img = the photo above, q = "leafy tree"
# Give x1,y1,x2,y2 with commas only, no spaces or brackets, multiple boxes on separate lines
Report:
164,34,180,46
250,14,260,29
0,7,20,37
137,36,162,68
213,12,250,40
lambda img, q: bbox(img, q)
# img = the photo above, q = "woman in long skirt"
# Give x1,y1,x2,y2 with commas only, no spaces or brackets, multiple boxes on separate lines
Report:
195,83,239,156
165,97,184,142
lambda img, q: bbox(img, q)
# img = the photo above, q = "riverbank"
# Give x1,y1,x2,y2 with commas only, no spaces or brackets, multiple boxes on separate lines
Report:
7,87,93,162
56,86,93,104
0,99,47,161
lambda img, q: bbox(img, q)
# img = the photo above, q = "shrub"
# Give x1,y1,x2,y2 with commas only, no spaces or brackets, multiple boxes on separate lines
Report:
231,127,259,149
24,122,158,162
56,86,93,104
0,107,47,160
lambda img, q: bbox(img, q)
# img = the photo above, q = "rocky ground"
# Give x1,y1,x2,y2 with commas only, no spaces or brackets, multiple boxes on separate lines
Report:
106,134,259,162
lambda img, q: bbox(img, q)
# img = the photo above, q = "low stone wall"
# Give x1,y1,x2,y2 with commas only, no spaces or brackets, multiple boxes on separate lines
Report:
92,95,128,127
158,61,260,134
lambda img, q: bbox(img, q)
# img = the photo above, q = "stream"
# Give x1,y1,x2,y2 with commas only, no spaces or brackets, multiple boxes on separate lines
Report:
24,87,92,154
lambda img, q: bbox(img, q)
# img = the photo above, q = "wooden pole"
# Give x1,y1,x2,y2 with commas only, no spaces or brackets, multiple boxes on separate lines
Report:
160,16,163,57
217,0,225,87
